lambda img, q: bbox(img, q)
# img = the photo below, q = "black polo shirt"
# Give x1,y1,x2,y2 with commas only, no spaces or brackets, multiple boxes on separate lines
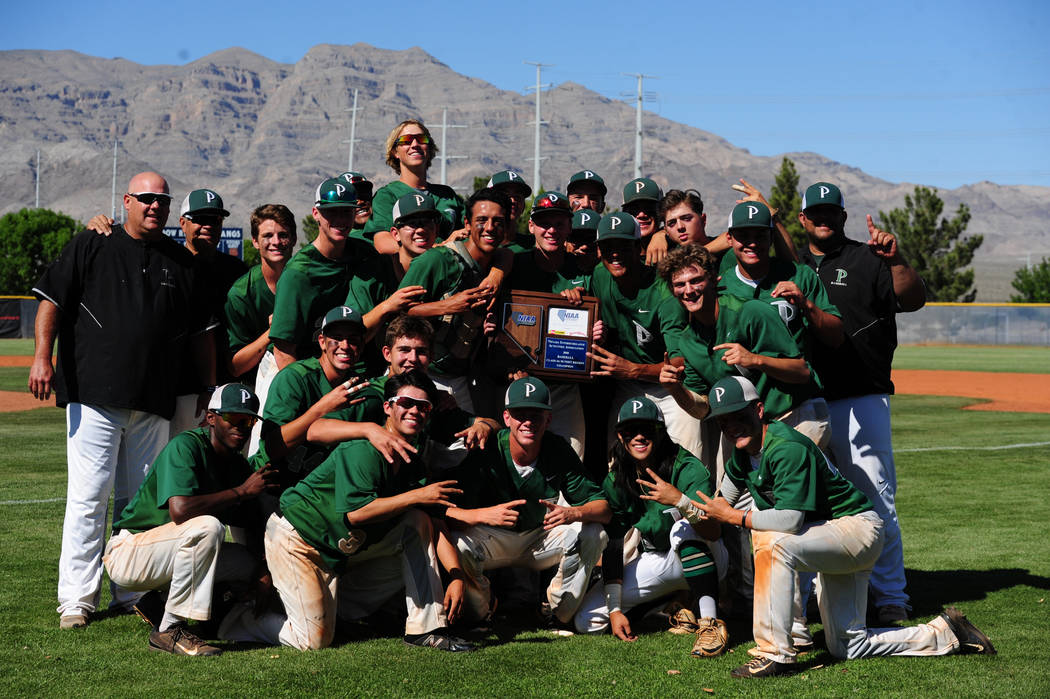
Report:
33,225,210,418
798,238,898,400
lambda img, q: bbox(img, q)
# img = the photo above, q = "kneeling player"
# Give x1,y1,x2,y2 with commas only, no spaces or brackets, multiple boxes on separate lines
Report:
694,376,995,678
574,397,729,657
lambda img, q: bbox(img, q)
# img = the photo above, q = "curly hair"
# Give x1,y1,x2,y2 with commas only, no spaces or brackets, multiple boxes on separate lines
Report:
657,243,717,287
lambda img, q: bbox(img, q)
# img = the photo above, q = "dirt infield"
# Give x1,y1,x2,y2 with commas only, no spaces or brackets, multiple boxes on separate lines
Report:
1,367,1048,414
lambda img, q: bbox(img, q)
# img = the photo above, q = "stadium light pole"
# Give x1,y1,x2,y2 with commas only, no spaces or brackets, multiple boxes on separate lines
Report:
437,107,467,186
35,149,40,208
623,73,658,178
343,89,361,171
524,61,551,193
110,121,119,221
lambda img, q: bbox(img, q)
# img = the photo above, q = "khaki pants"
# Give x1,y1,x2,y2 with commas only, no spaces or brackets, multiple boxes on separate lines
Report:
453,522,607,624
103,516,255,621
264,510,447,650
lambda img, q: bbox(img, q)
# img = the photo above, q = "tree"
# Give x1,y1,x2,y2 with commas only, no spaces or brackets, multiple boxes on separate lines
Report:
878,186,982,302
768,157,806,249
1010,257,1050,303
301,214,319,243
0,208,80,295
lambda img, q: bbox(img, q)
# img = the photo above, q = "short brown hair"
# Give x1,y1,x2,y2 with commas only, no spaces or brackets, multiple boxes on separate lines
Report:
383,314,434,350
249,204,296,241
658,244,717,287
659,189,704,222
384,119,439,174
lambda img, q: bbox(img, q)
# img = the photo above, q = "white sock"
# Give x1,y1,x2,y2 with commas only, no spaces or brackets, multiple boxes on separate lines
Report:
159,611,184,632
698,596,717,620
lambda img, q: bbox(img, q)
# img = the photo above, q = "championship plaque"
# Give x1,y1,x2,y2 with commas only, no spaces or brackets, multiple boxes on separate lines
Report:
494,290,600,382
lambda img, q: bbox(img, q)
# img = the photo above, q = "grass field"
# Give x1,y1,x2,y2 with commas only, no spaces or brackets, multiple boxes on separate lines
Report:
1,344,1048,696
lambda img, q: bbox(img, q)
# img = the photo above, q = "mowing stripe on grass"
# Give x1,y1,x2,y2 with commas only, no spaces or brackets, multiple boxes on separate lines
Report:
0,497,64,505
897,440,1050,453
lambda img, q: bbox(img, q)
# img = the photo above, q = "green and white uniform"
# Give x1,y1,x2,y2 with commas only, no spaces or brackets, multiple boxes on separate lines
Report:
365,181,464,240
452,429,608,623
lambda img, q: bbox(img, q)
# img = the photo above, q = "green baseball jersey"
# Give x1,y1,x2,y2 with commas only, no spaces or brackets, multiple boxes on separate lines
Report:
114,429,255,533
458,429,604,532
719,258,840,365
268,241,374,360
589,264,687,364
345,254,400,316
225,265,274,358
670,295,819,418
258,357,383,488
506,249,589,294
398,244,487,377
724,420,872,522
603,446,713,552
365,181,465,239
279,439,435,573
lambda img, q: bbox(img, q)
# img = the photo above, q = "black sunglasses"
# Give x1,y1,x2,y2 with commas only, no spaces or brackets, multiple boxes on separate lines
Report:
128,192,172,206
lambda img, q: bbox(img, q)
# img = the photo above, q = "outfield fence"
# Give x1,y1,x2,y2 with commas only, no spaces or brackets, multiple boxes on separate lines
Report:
897,303,1050,346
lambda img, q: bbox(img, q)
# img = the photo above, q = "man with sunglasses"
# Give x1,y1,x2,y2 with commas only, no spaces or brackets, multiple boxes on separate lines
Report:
796,182,926,625
622,177,670,265
262,369,474,651
446,377,610,627
269,178,377,372
30,171,215,630
103,384,279,656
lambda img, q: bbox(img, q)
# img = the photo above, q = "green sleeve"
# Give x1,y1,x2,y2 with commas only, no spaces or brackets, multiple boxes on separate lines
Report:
155,433,207,506
796,264,841,320
555,438,604,506
269,265,317,346
672,449,715,500
224,271,258,353
399,248,456,301
765,439,822,513
335,442,388,515
346,264,392,316
601,472,633,539
740,301,803,358
262,364,313,426
658,294,688,356
364,184,400,235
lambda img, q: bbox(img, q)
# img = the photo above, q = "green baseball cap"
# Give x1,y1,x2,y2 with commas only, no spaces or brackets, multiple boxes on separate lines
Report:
207,383,262,418
567,170,607,196
504,377,552,410
728,201,775,231
597,213,640,242
487,170,532,198
622,177,662,206
320,305,364,332
801,182,845,211
180,189,229,218
337,171,374,201
572,208,601,234
707,376,760,418
616,396,664,426
530,191,572,220
314,177,360,209
392,192,442,226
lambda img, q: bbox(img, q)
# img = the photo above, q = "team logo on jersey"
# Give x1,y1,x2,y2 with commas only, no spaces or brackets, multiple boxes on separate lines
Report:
771,299,797,326
831,268,848,287
338,529,366,555
633,320,653,348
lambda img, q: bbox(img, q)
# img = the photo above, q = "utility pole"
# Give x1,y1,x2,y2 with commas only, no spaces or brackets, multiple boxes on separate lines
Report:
342,89,361,171
622,73,658,178
524,61,552,193
110,121,119,221
437,107,467,186
35,149,40,208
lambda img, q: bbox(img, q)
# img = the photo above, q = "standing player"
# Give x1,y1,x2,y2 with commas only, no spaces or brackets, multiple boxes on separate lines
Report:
694,376,994,678
574,396,727,658
29,171,213,629
797,181,926,623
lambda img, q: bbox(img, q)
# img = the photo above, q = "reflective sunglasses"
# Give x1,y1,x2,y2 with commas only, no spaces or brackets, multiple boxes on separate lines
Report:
128,192,172,206
386,396,433,413
395,133,432,147
184,213,223,226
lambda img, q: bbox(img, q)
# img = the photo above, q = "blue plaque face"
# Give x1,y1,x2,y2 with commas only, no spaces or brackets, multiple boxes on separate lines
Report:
542,336,589,371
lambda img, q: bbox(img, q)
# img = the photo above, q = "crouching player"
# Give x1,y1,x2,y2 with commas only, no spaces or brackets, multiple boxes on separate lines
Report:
103,384,279,656
694,376,996,678
261,369,474,651
574,397,728,657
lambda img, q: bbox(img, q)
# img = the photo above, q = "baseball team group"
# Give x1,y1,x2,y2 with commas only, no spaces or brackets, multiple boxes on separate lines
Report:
27,118,996,678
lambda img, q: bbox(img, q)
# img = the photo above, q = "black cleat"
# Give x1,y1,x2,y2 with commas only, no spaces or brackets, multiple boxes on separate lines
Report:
941,607,996,655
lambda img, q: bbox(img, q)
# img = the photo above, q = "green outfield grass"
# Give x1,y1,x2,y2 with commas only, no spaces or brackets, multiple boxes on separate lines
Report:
0,338,34,355
894,344,1050,374
1,395,1047,697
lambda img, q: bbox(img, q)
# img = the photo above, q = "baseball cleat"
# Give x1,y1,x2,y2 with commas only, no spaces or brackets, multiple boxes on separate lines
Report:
668,607,700,635
691,617,729,657
730,656,792,679
60,613,88,630
149,624,222,656
403,631,476,652
941,607,996,655
877,604,909,625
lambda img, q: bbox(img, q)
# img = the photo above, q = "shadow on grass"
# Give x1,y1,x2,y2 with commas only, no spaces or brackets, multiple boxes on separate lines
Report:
906,567,1050,618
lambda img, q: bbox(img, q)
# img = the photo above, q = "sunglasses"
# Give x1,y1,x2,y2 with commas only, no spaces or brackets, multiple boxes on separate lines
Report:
569,232,596,246
184,213,223,226
219,412,257,428
386,396,433,413
395,133,432,147
618,422,658,438
128,192,172,206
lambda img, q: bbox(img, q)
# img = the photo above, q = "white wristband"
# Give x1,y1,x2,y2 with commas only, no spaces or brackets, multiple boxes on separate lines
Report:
605,583,623,614
676,493,705,524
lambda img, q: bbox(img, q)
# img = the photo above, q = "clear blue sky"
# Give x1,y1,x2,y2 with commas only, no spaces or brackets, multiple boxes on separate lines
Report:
4,0,1048,189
